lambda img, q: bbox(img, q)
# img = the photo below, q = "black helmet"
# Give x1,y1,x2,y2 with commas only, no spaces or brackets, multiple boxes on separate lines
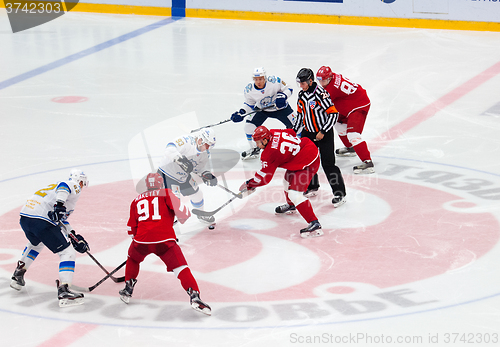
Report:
296,68,314,83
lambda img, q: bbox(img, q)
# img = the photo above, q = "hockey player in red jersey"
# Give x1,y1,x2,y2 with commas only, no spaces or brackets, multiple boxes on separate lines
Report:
239,126,323,238
316,66,375,174
119,173,211,315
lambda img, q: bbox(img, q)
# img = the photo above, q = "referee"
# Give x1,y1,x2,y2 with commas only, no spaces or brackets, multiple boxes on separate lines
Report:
293,68,346,207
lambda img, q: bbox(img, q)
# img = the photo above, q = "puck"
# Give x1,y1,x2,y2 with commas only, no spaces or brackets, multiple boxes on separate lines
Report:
208,225,215,230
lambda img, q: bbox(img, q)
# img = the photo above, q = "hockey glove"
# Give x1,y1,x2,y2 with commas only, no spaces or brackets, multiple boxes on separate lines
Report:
239,180,256,197
175,156,194,174
201,171,218,186
48,202,66,222
275,92,287,109
230,109,246,123
70,232,90,253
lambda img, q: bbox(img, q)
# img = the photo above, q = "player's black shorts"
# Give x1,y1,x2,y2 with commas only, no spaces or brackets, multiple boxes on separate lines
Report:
19,216,71,254
247,104,295,128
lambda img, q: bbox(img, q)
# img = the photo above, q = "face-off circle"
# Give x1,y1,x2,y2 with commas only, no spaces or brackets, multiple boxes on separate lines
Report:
1,159,499,328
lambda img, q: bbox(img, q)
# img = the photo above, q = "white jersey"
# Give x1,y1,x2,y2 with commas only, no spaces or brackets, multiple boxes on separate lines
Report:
158,134,210,183
242,75,293,113
20,179,82,226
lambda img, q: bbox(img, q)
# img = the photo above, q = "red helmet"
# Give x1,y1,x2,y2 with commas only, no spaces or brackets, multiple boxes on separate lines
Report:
316,66,333,82
252,126,271,142
146,173,163,190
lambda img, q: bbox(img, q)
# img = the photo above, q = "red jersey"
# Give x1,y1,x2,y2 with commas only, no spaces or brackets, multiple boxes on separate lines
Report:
323,73,370,122
127,188,190,244
247,129,319,188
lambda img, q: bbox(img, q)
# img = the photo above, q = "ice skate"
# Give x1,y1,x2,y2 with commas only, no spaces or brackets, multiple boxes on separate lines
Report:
119,279,137,304
241,147,261,160
303,188,319,198
197,214,215,224
335,147,356,157
57,281,84,307
187,288,211,316
353,160,375,174
332,195,347,208
10,261,26,291
275,203,296,215
300,220,323,238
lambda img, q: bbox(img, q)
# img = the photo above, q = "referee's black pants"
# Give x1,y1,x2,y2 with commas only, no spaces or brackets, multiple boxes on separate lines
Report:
301,129,346,198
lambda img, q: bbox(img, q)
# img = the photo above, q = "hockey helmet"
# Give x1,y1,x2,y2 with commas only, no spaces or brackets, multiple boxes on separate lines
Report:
69,168,88,188
196,127,216,149
252,126,271,142
146,172,163,190
252,67,266,79
316,66,333,81
296,68,314,83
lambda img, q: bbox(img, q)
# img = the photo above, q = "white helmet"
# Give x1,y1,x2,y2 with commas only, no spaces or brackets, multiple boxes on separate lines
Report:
252,67,266,79
69,168,89,188
195,128,216,149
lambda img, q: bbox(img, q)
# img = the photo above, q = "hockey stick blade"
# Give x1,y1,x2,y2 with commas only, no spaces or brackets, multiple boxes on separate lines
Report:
71,260,127,293
192,194,240,217
191,209,215,217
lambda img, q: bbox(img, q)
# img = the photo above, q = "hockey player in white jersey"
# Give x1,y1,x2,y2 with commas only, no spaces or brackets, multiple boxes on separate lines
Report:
231,67,295,160
10,169,90,307
157,128,219,224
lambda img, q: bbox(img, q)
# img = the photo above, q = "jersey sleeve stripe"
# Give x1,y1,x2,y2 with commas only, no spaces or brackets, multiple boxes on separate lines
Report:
326,105,338,114
56,182,71,193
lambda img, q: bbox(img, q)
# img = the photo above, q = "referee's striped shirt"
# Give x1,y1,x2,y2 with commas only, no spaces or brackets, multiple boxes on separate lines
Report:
293,82,338,134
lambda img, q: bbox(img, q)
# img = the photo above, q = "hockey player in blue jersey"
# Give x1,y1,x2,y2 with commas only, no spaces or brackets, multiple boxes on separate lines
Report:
157,128,218,224
10,169,90,307
231,67,296,160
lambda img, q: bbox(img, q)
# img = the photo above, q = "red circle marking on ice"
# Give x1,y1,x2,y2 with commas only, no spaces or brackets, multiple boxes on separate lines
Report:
327,286,356,294
51,96,89,103
0,175,498,303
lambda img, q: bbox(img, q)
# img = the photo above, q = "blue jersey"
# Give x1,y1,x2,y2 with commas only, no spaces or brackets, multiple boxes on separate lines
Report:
242,75,293,113
158,135,211,183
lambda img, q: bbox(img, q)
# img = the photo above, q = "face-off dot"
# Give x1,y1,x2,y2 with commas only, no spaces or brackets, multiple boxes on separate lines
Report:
51,96,89,103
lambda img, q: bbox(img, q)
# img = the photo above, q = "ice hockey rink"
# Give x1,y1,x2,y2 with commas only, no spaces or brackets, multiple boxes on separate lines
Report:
1,9,500,347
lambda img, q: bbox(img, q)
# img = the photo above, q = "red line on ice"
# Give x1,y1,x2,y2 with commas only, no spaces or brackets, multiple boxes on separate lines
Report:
371,60,500,152
37,322,98,347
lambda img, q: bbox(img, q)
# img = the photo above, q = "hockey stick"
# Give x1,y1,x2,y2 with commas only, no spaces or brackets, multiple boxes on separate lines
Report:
190,105,274,133
215,183,244,199
191,192,243,218
194,173,243,199
61,224,126,283
82,249,126,283
70,260,127,293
